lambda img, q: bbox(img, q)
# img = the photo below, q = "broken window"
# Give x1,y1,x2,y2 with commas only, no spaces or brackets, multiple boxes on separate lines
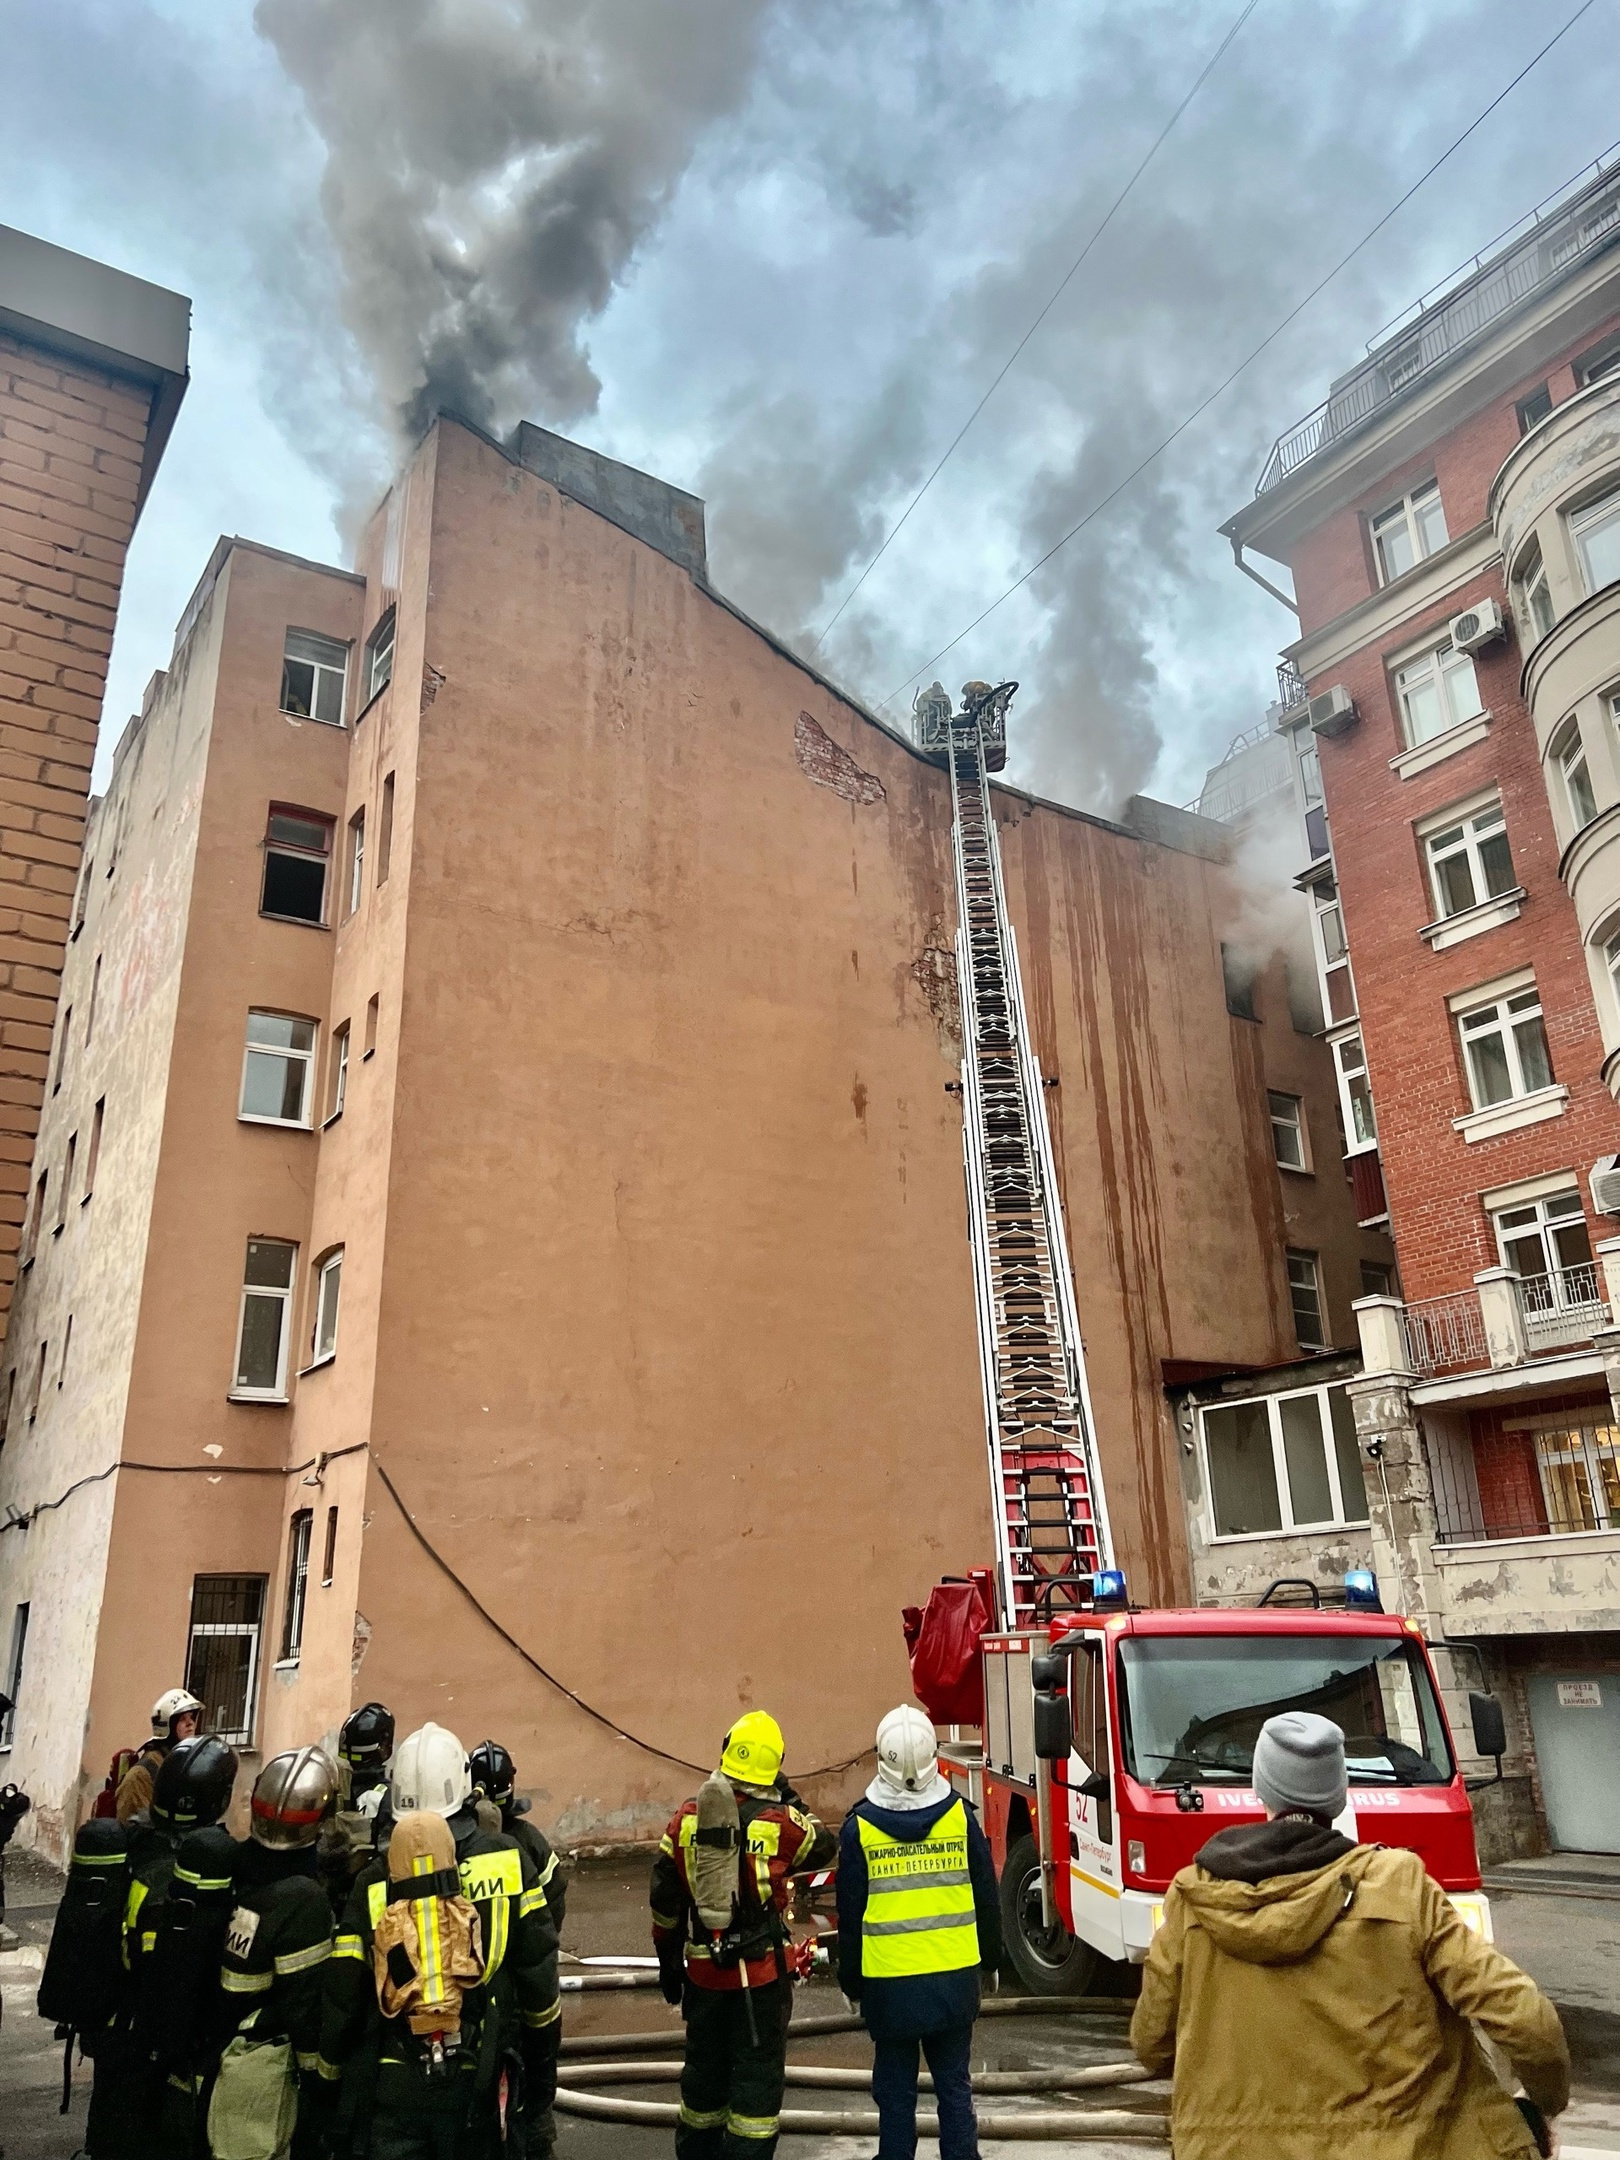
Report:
261,808,334,926
280,629,349,727
365,610,395,704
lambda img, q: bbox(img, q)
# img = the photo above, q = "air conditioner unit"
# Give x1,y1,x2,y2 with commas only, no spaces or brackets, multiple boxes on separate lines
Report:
1591,1156,1620,1218
1308,684,1357,737
1449,597,1506,654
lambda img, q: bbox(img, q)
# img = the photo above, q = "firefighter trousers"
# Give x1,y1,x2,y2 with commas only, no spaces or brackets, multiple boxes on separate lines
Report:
366,2061,499,2160
676,1978,791,2160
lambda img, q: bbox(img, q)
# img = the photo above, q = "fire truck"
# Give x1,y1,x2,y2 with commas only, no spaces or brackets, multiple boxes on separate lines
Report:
906,680,1504,1992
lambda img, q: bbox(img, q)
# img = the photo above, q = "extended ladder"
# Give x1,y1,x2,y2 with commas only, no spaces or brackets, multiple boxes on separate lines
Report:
922,681,1113,1630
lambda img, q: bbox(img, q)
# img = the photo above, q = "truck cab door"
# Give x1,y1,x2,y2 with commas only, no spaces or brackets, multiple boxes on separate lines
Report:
1067,1638,1125,1960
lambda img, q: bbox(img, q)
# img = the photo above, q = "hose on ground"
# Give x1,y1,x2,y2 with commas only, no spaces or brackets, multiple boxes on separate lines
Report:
555,2092,1166,2138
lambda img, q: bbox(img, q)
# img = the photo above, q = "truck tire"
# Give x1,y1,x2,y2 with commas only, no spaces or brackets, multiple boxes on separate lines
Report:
998,1831,1098,1996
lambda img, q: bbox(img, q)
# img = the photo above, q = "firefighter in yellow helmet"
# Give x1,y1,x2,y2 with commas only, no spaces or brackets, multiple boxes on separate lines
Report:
649,1712,835,2159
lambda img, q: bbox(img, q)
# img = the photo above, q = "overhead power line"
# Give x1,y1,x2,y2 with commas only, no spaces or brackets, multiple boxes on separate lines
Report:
809,0,1264,652
878,0,1604,712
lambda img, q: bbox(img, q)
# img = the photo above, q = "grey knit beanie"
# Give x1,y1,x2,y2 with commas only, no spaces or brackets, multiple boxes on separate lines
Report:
1252,1712,1348,1820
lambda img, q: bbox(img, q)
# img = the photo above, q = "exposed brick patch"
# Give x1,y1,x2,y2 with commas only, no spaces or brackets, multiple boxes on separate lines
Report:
911,934,961,1051
421,661,446,709
794,711,885,805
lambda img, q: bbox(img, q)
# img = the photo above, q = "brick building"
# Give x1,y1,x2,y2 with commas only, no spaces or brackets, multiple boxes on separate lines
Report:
0,225,188,1339
1223,153,1620,1857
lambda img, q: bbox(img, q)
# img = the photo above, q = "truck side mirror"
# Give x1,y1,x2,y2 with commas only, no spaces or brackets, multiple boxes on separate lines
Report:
1032,1692,1072,1762
1469,1691,1506,1764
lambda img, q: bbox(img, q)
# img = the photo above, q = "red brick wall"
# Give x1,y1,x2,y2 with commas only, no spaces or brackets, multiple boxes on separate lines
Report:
1472,1414,1549,1538
0,334,151,1317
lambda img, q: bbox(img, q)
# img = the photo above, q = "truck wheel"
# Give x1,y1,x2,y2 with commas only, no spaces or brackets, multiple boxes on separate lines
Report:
998,1832,1098,1996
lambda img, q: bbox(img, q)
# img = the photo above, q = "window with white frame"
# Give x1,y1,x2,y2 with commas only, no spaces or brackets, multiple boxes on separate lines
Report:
1515,545,1555,643
1395,640,1484,748
1457,985,1554,1108
280,630,349,727
1424,799,1516,918
184,1575,266,1746
1286,1250,1326,1352
1201,1384,1368,1538
326,1023,350,1121
1269,1091,1307,1170
1493,1189,1596,1310
1335,1032,1377,1149
239,1012,317,1125
346,810,365,917
1552,719,1598,831
280,1512,313,1662
311,1248,343,1364
0,1602,28,1748
365,610,395,703
1308,875,1355,1024
261,808,334,925
1572,487,1620,596
233,1237,297,1398
1371,481,1449,584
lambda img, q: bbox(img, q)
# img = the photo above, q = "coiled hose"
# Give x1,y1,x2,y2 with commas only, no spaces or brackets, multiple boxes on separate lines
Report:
555,1991,1169,2141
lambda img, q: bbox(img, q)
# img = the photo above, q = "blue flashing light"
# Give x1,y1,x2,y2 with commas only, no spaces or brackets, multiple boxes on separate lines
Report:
1091,1568,1128,1610
1344,1569,1383,1611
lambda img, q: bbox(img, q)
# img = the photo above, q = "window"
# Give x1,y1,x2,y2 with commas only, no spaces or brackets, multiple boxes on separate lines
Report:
232,1237,297,1399
1309,876,1355,1023
1395,641,1484,748
1552,720,1598,831
1573,488,1620,597
86,954,101,1044
1515,547,1555,644
365,609,396,703
240,1012,317,1125
84,1097,104,1200
1360,1261,1394,1298
1458,986,1554,1108
1286,1251,1326,1353
378,773,395,883
1424,799,1516,917
326,1024,350,1122
1269,1092,1307,1170
56,1136,75,1231
261,808,334,925
23,1173,45,1266
280,1512,314,1662
1221,943,1257,1022
312,1249,342,1364
185,1575,266,1746
1516,382,1553,434
1494,1190,1597,1314
58,1314,72,1387
0,1604,28,1749
1371,481,1448,584
28,1342,46,1423
1335,1034,1377,1147
1581,343,1620,387
346,810,365,917
1201,1384,1368,1538
53,1008,71,1094
364,995,379,1058
72,857,91,939
321,1505,339,1588
280,629,349,727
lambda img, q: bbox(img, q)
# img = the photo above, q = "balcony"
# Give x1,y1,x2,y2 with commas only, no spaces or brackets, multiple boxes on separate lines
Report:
1357,1257,1616,1388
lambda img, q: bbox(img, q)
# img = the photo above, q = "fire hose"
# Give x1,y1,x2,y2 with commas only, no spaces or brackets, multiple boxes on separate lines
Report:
554,1992,1170,2142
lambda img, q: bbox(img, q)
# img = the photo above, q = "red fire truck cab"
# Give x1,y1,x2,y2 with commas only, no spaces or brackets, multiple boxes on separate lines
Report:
919,1584,1501,1993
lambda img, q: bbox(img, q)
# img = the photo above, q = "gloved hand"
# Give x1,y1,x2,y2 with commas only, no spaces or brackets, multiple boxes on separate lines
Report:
657,1943,684,2007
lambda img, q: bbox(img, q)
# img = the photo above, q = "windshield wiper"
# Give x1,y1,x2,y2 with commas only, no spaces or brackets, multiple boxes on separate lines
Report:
1139,1749,1247,1784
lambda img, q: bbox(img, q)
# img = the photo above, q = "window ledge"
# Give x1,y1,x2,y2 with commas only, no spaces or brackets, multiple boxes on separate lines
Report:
1420,887,1527,951
1277,1162,1315,1178
1390,711,1492,781
259,913,331,932
272,1658,301,1673
1452,1083,1569,1144
355,682,390,725
320,1109,344,1130
227,1390,291,1405
278,706,347,731
238,1114,315,1132
298,1354,335,1377
1206,1520,1371,1546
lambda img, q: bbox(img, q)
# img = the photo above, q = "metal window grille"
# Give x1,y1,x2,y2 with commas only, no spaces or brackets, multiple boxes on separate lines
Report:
1429,1422,1620,1542
185,1575,266,1746
280,1516,313,1662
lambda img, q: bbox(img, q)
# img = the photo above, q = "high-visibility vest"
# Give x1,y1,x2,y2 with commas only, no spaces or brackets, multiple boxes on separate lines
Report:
857,1800,979,1979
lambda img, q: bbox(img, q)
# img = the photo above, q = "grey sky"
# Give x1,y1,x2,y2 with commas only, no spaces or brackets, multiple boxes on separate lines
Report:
4,0,1617,811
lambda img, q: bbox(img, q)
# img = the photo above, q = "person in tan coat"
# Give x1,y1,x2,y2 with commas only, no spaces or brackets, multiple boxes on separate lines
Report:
1131,1710,1569,2160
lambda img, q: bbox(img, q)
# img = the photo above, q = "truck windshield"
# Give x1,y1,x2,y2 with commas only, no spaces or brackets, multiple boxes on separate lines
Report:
1117,1634,1454,1788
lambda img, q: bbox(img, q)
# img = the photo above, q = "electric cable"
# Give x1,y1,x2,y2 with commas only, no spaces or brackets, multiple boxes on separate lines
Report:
0,1444,368,1533
877,0,1605,710
810,0,1263,653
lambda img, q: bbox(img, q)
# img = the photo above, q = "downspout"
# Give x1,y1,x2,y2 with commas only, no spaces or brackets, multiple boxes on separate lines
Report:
1229,534,1300,617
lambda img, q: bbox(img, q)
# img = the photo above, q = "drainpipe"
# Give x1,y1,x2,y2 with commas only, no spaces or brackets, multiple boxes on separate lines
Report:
1228,535,1299,617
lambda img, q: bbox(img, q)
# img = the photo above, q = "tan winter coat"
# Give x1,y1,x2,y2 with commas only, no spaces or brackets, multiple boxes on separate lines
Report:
1131,1842,1568,2160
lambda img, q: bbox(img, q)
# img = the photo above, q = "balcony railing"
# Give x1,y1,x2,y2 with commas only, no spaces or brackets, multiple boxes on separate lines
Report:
1276,660,1307,714
1521,1262,1608,1352
1430,1418,1620,1544
1403,1291,1490,1377
1256,151,1620,495
1388,1265,1612,1380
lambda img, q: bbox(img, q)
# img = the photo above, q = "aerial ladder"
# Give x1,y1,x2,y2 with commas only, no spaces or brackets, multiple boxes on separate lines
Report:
914,679,1112,1631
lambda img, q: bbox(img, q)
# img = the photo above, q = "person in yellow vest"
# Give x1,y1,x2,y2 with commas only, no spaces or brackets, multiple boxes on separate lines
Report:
835,1707,1001,2160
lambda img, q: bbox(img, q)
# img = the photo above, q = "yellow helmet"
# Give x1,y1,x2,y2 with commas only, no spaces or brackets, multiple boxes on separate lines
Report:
719,1711,784,1788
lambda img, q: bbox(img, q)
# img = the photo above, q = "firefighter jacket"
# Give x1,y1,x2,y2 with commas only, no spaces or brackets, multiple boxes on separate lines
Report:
650,1786,835,1991
114,1739,173,1826
835,1791,1001,2042
219,1840,335,2074
316,1807,560,2090
119,1820,183,2002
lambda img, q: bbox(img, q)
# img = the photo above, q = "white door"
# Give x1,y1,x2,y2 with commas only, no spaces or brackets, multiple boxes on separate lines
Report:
1526,1674,1620,1853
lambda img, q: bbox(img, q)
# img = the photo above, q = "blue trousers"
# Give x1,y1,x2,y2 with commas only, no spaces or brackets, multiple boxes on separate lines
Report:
870,2021,979,2160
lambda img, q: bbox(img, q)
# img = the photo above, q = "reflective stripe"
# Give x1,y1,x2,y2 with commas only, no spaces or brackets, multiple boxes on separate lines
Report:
535,1851,559,1888
678,2104,729,2129
484,1889,510,1981
220,1968,274,1994
174,1867,233,1891
857,1800,978,1980
331,1934,365,1962
728,2112,781,2139
274,1938,333,1977
415,1854,448,2008
522,1999,562,2028
72,1851,127,1867
314,2057,344,2085
519,1887,547,1917
649,1907,680,1930
140,1932,157,1955
659,1834,677,1858
367,1879,387,1929
296,2051,320,2073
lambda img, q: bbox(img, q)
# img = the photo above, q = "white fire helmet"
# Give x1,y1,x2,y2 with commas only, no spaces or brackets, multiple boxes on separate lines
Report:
151,1688,204,1737
390,1722,472,1819
875,1705,939,1797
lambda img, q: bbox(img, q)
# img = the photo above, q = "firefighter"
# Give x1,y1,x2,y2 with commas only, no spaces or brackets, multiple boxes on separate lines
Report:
317,1721,561,2160
319,1702,396,1919
138,1801,240,2156
649,1712,835,2160
112,1687,206,1823
467,1740,567,2158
